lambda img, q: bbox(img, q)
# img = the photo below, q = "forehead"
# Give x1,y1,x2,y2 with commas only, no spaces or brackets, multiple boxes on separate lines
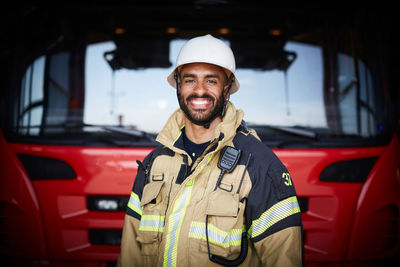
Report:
179,62,226,77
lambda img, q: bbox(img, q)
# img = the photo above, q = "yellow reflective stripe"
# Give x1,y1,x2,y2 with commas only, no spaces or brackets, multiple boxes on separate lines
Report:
142,214,165,220
172,125,185,145
249,196,300,238
188,221,244,248
199,152,214,172
139,226,164,232
163,180,194,267
127,192,142,216
186,178,194,186
191,221,243,240
139,214,165,232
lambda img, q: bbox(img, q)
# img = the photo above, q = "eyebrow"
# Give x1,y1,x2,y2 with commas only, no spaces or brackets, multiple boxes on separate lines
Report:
182,73,195,78
182,73,220,79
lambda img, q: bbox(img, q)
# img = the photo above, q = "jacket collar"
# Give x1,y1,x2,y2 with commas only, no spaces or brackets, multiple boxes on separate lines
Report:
156,101,244,154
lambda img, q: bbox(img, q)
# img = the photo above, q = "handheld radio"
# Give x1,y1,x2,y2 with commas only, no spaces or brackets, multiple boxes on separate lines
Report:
214,146,241,191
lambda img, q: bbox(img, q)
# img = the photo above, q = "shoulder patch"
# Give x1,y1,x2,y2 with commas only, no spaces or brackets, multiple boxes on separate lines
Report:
268,159,297,200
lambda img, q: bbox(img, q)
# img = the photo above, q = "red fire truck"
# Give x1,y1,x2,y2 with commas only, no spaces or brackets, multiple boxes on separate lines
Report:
1,2,399,266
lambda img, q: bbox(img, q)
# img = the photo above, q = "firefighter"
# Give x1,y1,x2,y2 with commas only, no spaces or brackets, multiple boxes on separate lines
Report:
118,34,303,266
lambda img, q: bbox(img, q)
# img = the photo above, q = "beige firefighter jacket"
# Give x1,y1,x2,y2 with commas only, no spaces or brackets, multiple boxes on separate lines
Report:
118,102,303,267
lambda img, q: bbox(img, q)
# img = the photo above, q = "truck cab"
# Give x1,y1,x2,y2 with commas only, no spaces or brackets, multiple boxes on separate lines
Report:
1,2,399,266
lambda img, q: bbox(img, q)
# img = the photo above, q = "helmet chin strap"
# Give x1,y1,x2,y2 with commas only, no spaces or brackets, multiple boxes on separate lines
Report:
175,73,233,129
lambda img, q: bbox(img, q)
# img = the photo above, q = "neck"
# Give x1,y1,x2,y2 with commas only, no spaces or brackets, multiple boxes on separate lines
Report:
184,116,222,144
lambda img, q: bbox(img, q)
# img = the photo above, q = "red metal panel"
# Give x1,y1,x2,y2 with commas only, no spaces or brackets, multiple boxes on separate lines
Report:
347,134,400,260
0,132,47,259
10,142,152,261
274,146,384,262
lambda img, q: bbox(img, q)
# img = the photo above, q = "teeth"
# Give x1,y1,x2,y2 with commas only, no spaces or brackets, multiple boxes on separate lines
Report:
192,99,208,105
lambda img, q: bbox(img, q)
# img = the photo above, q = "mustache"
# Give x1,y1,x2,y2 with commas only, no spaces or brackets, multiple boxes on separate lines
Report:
186,94,215,102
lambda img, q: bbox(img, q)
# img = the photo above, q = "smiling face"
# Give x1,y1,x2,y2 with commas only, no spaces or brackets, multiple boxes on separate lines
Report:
177,62,230,126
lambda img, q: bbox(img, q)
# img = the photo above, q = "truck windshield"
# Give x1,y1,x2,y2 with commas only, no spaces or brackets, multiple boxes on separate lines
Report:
10,29,390,147
85,40,324,133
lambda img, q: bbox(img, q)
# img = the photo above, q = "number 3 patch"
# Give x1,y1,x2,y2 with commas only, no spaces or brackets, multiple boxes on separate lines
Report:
282,172,293,186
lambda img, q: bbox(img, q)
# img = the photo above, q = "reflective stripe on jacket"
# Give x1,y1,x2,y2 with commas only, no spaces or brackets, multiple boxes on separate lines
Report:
118,102,303,267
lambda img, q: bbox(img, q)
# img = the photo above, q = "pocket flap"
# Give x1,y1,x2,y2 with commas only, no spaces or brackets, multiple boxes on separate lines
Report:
206,190,239,217
141,181,164,206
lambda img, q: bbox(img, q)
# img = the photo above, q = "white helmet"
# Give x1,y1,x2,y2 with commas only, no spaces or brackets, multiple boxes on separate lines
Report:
167,34,240,94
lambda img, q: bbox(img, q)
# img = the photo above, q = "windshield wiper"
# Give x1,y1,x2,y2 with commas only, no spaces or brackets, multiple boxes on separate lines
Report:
268,125,318,140
101,125,152,139
41,122,156,141
80,123,156,141
250,124,318,140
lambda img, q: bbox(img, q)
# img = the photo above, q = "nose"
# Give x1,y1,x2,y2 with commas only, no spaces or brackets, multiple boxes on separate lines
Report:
193,80,207,94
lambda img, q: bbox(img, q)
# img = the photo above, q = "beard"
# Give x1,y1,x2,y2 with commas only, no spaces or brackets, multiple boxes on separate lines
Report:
178,92,225,126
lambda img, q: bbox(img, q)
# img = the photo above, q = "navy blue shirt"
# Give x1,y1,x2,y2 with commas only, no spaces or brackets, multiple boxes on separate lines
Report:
182,129,210,162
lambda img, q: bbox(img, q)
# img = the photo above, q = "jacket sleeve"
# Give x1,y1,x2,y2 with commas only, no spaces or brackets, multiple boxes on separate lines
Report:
117,215,143,266
117,150,154,267
253,226,303,266
246,153,303,267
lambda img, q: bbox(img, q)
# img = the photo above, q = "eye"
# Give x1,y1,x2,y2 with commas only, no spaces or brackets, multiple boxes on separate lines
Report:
206,79,217,84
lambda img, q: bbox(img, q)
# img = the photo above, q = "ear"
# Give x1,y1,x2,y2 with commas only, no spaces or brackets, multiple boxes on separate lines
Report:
223,84,231,101
174,70,181,90
175,76,182,91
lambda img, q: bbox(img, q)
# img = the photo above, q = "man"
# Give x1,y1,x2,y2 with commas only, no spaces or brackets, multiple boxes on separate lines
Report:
118,34,303,266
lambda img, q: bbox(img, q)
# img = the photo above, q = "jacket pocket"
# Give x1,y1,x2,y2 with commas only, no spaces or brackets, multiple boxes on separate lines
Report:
197,190,245,258
136,181,166,256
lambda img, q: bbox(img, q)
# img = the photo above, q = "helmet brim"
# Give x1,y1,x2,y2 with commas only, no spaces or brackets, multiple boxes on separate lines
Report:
167,67,240,94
